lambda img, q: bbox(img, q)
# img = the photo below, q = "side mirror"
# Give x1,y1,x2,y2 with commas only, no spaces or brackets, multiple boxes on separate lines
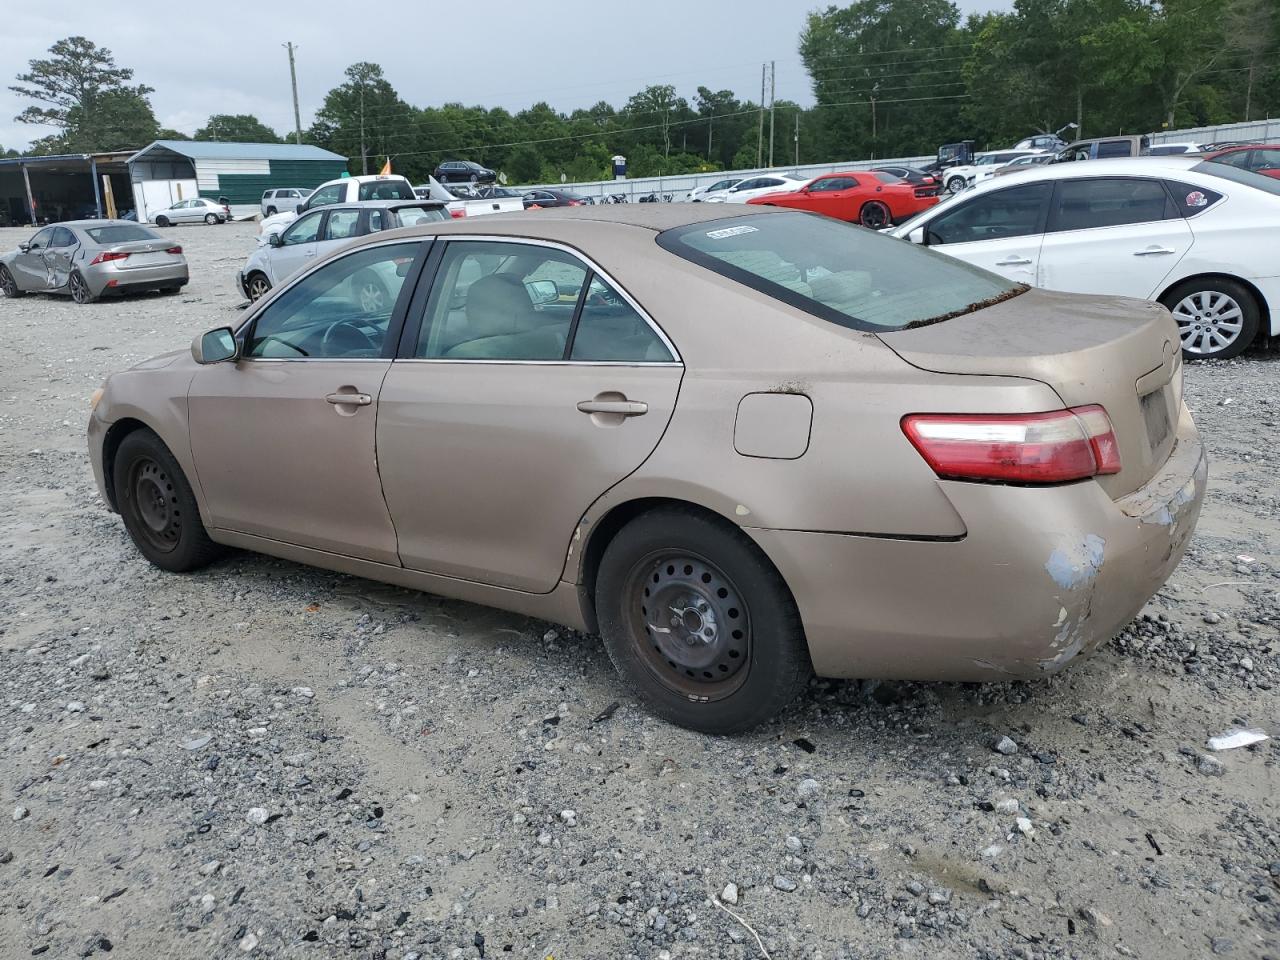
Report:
908,226,926,245
267,232,284,248
18,242,29,253
525,279,558,305
295,201,306,214
191,326,239,364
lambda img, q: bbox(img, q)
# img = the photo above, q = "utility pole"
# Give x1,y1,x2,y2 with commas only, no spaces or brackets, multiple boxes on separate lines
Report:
794,111,799,166
768,61,776,167
757,63,766,168
359,82,368,175
284,42,302,145
707,111,713,159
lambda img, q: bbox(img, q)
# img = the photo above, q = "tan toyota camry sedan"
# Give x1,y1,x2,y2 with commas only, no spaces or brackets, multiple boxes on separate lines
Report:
88,205,1207,733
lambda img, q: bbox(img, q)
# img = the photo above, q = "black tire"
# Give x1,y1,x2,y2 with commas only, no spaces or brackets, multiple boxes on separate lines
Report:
68,270,95,304
946,175,966,194
246,272,271,302
1160,277,1261,360
265,206,277,216
112,429,222,572
155,215,170,227
469,174,479,183
859,200,891,229
0,265,23,298
595,507,812,733
158,285,182,295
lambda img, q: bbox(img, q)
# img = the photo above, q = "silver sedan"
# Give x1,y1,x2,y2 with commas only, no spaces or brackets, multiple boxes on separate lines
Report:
151,197,229,226
0,221,188,304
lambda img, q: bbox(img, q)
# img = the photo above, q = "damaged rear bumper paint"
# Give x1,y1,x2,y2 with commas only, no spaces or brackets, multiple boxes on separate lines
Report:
748,403,1207,682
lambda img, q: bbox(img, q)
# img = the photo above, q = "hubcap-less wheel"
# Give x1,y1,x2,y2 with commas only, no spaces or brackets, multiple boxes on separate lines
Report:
1173,290,1244,356
156,216,169,227
128,457,181,554
860,201,890,229
0,267,16,297
248,275,271,301
69,272,91,304
625,552,751,701
358,279,387,313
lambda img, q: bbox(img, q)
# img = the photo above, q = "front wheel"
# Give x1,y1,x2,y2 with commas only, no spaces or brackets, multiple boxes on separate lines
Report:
112,429,222,572
68,271,95,304
1162,277,1260,360
155,215,170,227
246,272,271,302
859,200,891,229
946,176,966,194
0,265,24,298
354,271,389,314
595,507,812,733
265,206,277,216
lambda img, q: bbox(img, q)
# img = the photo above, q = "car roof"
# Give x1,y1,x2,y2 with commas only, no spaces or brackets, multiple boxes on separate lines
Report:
57,219,151,229
1208,142,1279,153
319,199,446,211
974,155,1203,186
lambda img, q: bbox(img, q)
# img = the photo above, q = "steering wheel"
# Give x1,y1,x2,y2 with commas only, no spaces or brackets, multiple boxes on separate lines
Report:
321,319,379,355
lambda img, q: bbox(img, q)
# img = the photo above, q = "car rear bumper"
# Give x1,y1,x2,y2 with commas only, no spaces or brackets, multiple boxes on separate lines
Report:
749,404,1207,681
87,263,188,297
88,411,111,509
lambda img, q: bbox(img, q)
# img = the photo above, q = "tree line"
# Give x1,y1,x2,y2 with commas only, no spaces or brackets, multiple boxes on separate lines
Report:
6,1,1278,182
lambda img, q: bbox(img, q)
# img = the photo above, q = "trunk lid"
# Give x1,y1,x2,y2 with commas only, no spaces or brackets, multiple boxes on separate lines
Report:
878,288,1182,498
107,239,184,269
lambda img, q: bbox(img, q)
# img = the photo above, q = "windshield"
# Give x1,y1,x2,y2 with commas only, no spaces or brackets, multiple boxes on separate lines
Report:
657,212,1021,332
1193,160,1280,197
358,179,415,201
84,224,159,244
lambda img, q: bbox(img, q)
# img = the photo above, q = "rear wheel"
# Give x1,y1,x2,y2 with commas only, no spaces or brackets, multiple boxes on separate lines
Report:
204,213,218,225
265,206,277,216
246,272,271,302
354,271,389,314
112,429,222,572
155,215,170,227
595,507,812,733
859,200,891,229
0,265,23,298
946,175,966,194
68,270,95,304
1161,277,1260,360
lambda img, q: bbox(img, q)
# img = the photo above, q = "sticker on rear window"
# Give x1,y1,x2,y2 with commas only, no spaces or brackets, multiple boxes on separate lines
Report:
1185,190,1208,207
705,225,759,240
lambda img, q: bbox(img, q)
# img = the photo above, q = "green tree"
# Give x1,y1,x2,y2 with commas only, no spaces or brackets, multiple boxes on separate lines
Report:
309,62,414,175
195,113,279,142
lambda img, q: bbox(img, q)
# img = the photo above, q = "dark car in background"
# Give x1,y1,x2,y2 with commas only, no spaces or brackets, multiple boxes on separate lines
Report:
434,160,497,184
871,165,939,188
522,189,588,209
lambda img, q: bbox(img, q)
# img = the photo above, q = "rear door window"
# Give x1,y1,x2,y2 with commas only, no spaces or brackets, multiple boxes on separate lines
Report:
1164,180,1223,216
325,209,361,241
1096,140,1133,158
925,182,1052,245
1047,178,1176,232
657,211,1021,332
569,275,673,362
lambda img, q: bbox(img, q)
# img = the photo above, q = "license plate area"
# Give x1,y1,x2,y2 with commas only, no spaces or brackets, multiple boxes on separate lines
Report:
1140,387,1172,450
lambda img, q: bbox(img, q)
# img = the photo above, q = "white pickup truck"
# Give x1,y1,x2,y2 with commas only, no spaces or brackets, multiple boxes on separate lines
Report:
414,179,525,218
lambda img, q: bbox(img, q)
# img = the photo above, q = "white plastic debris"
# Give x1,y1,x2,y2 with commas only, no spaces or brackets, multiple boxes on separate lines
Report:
1208,728,1269,751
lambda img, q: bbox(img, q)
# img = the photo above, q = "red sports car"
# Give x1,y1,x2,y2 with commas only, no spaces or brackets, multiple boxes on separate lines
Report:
1203,144,1280,179
746,171,940,228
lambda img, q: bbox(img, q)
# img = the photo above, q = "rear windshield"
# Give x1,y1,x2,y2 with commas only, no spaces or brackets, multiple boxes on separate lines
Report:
358,179,416,201
84,224,159,244
657,211,1022,332
393,205,448,226
1192,160,1280,197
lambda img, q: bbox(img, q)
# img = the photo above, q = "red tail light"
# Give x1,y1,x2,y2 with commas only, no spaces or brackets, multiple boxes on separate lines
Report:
568,199,583,206
901,406,1121,484
90,251,129,265
449,208,467,219
166,246,182,255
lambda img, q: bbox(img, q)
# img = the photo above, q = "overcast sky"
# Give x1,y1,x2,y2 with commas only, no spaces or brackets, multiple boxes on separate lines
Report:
1,0,1008,153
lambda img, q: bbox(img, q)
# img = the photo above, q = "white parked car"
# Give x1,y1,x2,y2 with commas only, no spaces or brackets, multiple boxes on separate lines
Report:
687,177,744,202
941,151,1046,194
711,173,808,203
259,174,417,238
888,156,1280,359
238,200,447,301
260,188,313,217
151,197,229,227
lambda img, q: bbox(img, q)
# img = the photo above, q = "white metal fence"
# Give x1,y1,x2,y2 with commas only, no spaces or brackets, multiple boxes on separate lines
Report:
522,116,1278,201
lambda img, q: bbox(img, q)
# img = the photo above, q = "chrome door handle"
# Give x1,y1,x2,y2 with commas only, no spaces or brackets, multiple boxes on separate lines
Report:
1134,246,1175,256
577,399,647,417
995,256,1033,266
325,392,371,406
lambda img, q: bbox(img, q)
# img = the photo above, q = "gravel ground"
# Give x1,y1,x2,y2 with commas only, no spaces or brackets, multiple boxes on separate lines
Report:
1,222,1277,960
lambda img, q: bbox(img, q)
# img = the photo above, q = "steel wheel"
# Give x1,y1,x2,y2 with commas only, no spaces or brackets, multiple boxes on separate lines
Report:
859,200,891,229
247,273,271,301
624,551,752,702
0,266,21,298
126,456,182,555
69,271,93,304
1172,290,1244,356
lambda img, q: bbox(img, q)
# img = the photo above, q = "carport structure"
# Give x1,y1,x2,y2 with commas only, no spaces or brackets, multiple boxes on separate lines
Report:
0,152,134,227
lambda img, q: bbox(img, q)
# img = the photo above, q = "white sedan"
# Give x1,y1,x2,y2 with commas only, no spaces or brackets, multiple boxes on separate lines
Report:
888,156,1280,359
686,177,743,202
941,150,1046,194
151,197,229,227
709,173,808,204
